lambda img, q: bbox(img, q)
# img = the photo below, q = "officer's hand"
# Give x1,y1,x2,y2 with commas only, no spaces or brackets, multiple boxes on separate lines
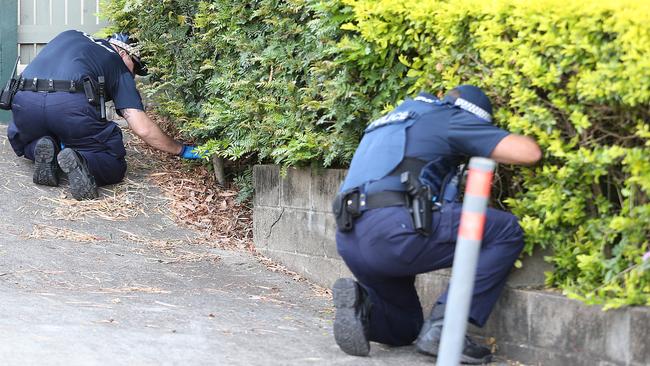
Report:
179,144,204,160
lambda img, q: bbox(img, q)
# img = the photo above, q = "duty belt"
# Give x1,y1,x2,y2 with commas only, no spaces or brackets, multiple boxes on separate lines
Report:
361,191,409,210
333,190,409,232
18,78,84,93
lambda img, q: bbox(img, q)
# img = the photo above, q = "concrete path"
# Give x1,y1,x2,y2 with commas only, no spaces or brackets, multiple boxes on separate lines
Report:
0,125,516,366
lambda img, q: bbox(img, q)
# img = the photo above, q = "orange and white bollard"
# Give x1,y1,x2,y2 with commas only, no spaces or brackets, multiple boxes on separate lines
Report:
436,157,496,366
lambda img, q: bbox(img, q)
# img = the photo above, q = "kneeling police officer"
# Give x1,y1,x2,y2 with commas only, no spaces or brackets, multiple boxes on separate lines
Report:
4,30,201,200
332,85,542,364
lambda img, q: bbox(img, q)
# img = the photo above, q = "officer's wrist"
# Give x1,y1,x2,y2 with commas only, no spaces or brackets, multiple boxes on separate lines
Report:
176,143,185,156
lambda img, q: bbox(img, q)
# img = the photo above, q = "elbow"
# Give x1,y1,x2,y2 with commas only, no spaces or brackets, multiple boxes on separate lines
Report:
123,109,151,139
523,144,543,165
532,146,543,163
490,135,543,166
129,123,152,140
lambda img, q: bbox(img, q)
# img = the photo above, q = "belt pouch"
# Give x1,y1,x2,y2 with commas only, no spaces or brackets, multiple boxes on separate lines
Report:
0,57,20,110
0,78,18,110
332,189,361,232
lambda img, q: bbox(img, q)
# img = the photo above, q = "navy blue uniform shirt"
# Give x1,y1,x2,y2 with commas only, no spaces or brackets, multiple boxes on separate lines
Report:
341,92,509,194
403,92,508,160
404,92,509,191
22,30,143,111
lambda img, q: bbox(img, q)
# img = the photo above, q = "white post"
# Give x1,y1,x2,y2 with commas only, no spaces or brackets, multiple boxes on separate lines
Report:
436,157,496,366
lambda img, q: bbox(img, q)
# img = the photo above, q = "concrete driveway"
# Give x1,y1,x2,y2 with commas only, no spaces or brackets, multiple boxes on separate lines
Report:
0,125,516,366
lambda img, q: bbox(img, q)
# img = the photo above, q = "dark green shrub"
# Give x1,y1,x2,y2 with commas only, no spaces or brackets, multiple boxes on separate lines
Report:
101,0,401,168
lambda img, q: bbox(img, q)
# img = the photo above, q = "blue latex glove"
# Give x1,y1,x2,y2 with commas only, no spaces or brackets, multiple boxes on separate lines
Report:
179,144,203,160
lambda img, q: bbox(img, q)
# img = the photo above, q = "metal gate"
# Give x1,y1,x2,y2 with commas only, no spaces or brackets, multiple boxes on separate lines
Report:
18,0,110,72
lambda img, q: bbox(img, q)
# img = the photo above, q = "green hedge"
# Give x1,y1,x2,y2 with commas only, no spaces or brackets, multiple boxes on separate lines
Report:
101,0,650,309
101,0,384,168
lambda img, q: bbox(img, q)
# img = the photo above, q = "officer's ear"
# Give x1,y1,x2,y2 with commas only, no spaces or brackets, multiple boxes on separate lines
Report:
442,89,461,105
447,89,461,99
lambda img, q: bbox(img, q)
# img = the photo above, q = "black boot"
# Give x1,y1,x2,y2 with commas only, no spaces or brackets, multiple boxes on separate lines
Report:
57,148,98,200
332,277,371,356
415,304,493,364
415,303,446,355
33,137,60,186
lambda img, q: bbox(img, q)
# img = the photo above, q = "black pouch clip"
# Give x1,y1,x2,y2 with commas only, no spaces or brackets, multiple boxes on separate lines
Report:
97,76,106,121
332,188,362,232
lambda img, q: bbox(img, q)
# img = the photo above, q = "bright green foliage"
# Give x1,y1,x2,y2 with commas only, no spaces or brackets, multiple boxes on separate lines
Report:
101,0,650,308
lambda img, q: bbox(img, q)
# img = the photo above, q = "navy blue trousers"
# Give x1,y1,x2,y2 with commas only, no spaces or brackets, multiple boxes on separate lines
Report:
7,91,126,186
336,203,524,346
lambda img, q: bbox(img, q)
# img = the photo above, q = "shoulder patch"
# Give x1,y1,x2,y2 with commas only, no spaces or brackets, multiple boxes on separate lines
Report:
366,111,414,132
80,30,115,54
414,95,438,104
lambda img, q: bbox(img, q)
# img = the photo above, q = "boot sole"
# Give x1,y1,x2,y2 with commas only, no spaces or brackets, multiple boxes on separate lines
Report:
332,278,370,357
33,138,59,186
418,348,492,364
415,335,439,356
417,335,492,365
57,149,98,200
460,353,493,365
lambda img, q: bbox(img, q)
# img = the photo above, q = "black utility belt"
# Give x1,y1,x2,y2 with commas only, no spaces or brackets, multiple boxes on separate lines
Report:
333,184,438,237
333,190,408,233
17,76,107,122
364,191,409,210
18,78,85,93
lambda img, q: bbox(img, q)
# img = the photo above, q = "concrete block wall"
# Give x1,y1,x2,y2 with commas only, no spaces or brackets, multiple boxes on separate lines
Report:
253,165,352,286
253,164,649,366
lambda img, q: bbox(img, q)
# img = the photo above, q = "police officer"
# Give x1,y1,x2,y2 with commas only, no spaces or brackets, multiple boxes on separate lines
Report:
7,30,201,200
332,85,541,364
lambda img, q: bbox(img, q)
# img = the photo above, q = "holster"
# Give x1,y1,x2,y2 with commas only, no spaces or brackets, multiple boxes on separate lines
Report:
332,189,362,232
401,172,434,236
82,76,106,121
83,76,100,106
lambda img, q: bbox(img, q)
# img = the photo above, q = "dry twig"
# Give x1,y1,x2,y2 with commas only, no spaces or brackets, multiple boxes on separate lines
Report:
98,286,171,294
123,118,253,249
39,178,149,221
26,224,103,243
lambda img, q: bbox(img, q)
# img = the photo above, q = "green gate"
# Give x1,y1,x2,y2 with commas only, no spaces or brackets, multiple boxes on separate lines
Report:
0,1,18,123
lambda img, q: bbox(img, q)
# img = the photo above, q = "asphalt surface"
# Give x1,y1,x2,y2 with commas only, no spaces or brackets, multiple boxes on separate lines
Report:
0,124,517,366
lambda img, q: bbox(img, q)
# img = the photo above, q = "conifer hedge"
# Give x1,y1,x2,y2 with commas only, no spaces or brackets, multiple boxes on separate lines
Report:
101,0,650,308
